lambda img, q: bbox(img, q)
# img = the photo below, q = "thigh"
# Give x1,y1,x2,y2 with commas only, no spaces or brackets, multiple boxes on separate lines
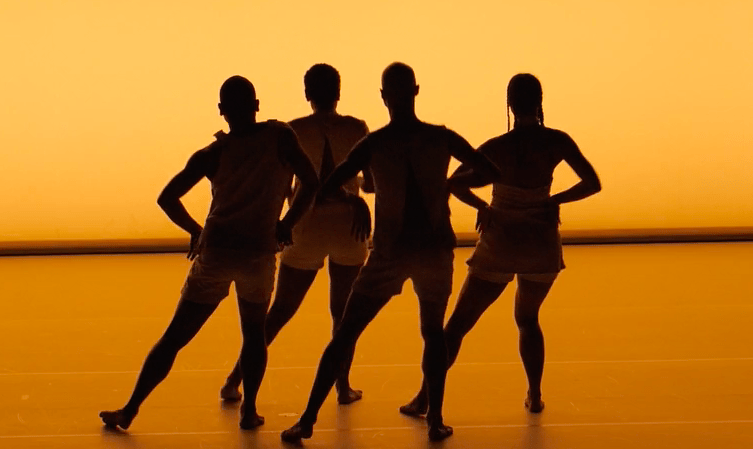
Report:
280,234,327,271
234,254,277,305
514,278,555,322
350,252,408,299
162,298,219,346
410,249,454,305
334,291,392,343
445,274,508,332
180,251,234,306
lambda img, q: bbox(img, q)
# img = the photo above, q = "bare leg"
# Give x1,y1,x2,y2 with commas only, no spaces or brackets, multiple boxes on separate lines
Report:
514,278,553,413
221,264,317,400
328,260,364,404
401,275,506,416
100,299,218,429
237,297,270,429
416,294,453,441
281,291,390,442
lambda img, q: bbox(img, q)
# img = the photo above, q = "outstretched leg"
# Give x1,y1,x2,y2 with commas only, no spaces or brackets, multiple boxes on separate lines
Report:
328,260,364,404
400,275,506,416
221,264,317,401
100,299,218,429
281,291,390,442
237,297,270,429
514,278,553,413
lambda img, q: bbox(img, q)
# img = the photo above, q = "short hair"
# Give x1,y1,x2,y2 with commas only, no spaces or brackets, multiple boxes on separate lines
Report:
219,75,256,112
304,64,340,108
507,73,544,129
381,62,417,91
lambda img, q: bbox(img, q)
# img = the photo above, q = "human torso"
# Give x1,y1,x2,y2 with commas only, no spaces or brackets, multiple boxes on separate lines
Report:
365,121,456,256
473,125,569,272
202,121,294,252
289,113,368,196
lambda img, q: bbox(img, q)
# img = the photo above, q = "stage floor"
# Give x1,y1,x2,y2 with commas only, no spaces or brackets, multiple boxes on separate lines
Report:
1,243,752,448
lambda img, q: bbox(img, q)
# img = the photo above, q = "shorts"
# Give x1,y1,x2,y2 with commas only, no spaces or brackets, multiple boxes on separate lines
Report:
281,201,369,270
467,265,558,284
180,248,276,305
351,248,454,301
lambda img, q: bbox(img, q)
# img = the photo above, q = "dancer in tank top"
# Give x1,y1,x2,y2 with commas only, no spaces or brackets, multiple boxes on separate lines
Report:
99,76,318,430
220,64,371,405
399,73,601,417
280,62,502,443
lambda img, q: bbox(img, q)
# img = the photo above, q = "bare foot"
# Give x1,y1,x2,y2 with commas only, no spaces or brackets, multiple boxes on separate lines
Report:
220,383,242,402
99,409,136,430
428,421,453,441
281,421,314,442
525,393,545,413
337,388,363,405
239,412,265,429
399,393,428,417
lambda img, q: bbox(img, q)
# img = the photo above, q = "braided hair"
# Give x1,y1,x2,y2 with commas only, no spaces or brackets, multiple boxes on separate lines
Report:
506,73,543,130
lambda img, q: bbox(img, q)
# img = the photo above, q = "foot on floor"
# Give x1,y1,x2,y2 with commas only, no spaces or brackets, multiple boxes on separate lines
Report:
399,394,428,417
99,409,136,430
525,393,545,413
220,383,242,402
281,421,314,442
337,388,363,405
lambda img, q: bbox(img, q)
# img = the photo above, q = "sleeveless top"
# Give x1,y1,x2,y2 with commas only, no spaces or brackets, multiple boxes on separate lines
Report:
201,121,294,253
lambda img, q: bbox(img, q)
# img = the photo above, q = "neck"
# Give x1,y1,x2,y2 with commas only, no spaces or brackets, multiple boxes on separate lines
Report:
389,108,419,125
514,115,539,127
312,107,337,117
227,116,257,134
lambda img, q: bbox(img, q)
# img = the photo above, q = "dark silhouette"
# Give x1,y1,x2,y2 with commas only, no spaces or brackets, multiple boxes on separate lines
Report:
399,73,601,417
280,62,503,443
220,64,372,405
98,75,319,430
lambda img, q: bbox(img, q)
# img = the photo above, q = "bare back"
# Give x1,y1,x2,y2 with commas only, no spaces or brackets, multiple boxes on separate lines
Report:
479,125,576,189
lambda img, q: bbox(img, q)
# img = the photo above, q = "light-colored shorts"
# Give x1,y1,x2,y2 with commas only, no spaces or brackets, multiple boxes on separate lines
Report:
351,248,454,301
281,201,369,270
180,248,276,305
468,266,558,284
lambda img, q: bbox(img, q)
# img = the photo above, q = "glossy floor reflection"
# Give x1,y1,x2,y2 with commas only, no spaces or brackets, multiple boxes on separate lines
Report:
1,243,752,448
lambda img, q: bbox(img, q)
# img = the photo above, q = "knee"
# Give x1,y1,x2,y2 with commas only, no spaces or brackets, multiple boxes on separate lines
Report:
514,311,538,331
420,322,444,342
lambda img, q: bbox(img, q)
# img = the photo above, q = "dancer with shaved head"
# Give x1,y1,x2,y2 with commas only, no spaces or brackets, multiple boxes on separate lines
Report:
99,75,318,430
281,62,502,443
220,63,372,405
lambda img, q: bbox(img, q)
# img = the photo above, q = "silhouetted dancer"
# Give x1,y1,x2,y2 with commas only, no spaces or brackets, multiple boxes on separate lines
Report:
400,73,601,417
98,76,318,430
280,62,502,443
220,64,372,405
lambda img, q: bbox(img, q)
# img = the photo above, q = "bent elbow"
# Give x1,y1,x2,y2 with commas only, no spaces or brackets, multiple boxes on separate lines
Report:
591,179,602,194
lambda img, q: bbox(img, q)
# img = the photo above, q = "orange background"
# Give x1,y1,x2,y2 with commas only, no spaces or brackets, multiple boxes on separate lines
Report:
1,0,751,242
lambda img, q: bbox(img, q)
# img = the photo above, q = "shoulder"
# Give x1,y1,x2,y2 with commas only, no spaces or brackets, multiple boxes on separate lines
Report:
543,126,573,141
339,115,369,131
477,134,508,154
543,127,578,149
287,115,313,132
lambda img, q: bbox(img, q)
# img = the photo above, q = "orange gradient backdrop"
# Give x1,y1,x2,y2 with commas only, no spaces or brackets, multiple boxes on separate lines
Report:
1,0,752,242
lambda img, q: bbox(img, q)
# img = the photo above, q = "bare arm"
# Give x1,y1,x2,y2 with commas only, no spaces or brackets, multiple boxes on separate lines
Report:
157,148,215,258
320,137,371,199
550,135,601,205
278,128,319,229
447,131,502,186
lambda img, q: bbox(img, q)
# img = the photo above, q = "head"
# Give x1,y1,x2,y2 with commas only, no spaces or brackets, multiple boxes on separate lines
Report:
506,73,544,130
304,64,340,111
380,62,419,116
218,75,259,125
